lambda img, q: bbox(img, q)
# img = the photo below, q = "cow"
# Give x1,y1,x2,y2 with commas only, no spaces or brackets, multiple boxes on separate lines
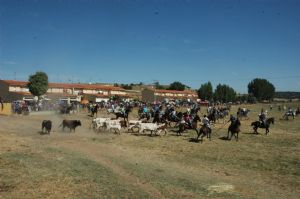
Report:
91,117,111,132
60,120,81,132
139,123,168,136
104,119,127,134
128,120,145,133
42,120,52,134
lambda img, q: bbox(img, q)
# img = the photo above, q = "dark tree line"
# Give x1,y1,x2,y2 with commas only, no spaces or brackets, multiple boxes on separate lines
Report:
197,82,236,103
197,78,275,103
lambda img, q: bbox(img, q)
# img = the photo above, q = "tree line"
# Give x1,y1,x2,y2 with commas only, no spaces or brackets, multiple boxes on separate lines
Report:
198,78,275,103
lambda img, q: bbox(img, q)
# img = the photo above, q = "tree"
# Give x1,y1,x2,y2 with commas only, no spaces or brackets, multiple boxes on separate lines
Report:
120,84,132,90
168,81,186,91
27,71,49,99
154,81,165,89
197,81,213,101
214,84,236,103
248,78,275,101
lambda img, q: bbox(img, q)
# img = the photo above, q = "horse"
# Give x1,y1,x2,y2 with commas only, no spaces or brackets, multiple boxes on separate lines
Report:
283,111,295,120
59,104,72,114
176,115,200,136
237,109,250,120
227,119,241,141
139,111,152,122
91,104,99,117
211,110,228,123
115,106,131,122
196,125,212,142
163,111,182,127
251,117,274,135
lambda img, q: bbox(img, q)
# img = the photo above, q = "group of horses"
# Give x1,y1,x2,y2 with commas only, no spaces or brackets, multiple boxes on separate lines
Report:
86,103,284,142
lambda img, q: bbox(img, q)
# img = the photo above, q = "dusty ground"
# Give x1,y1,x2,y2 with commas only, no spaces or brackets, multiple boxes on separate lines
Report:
0,104,299,199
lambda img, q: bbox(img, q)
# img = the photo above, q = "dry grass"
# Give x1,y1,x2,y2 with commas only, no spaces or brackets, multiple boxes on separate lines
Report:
0,102,299,198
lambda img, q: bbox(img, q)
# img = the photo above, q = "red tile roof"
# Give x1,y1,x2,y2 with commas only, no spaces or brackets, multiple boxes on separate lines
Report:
2,80,124,91
154,89,197,95
14,92,33,96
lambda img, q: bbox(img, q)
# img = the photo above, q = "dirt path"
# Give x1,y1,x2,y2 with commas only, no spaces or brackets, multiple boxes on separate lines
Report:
52,139,167,199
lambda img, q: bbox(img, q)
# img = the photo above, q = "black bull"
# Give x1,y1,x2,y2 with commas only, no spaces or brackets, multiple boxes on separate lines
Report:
42,120,52,134
60,120,81,132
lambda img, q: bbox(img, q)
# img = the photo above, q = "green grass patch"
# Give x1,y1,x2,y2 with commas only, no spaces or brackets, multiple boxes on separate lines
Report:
1,147,150,198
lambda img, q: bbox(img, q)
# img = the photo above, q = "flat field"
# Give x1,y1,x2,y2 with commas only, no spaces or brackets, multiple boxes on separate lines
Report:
0,103,299,199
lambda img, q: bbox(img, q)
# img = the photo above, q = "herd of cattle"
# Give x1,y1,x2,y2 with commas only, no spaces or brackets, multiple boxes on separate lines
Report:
40,104,299,143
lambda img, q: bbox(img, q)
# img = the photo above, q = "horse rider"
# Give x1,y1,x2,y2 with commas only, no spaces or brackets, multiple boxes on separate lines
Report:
258,109,267,126
202,115,211,132
184,112,192,128
142,105,149,118
120,104,126,115
171,109,177,120
288,107,293,114
229,114,237,125
242,107,247,114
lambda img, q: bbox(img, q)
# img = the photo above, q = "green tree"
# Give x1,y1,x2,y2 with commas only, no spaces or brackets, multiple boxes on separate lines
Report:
27,71,49,100
154,81,165,89
197,81,213,101
120,84,132,90
248,78,275,101
214,84,236,103
168,81,186,91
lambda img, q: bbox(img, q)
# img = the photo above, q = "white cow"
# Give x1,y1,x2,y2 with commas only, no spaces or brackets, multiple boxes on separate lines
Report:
105,120,123,134
139,123,167,136
91,117,111,131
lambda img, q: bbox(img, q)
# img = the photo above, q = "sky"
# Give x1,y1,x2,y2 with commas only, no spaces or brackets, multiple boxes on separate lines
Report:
0,0,300,93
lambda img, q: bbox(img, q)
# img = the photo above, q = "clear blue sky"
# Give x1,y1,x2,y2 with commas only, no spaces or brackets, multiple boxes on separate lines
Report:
1,0,300,93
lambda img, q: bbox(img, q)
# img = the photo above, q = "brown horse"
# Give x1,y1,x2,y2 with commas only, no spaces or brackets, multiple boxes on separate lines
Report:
176,115,200,136
227,119,241,141
196,125,211,142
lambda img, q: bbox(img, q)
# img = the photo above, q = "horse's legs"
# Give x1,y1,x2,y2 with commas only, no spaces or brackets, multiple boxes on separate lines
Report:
254,127,258,134
227,130,230,140
200,134,205,142
194,128,198,136
196,130,202,141
230,132,233,140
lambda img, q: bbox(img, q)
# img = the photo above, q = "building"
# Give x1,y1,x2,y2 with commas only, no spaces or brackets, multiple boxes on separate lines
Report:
0,80,127,103
142,88,198,103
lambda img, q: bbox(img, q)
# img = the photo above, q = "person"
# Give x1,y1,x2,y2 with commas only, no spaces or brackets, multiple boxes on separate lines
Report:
229,114,237,124
288,107,293,114
242,107,246,114
258,109,267,126
184,113,192,128
202,115,211,131
143,105,148,114
171,109,177,120
120,104,125,115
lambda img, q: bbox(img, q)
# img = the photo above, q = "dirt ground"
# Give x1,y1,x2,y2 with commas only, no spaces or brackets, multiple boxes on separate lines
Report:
0,104,299,199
